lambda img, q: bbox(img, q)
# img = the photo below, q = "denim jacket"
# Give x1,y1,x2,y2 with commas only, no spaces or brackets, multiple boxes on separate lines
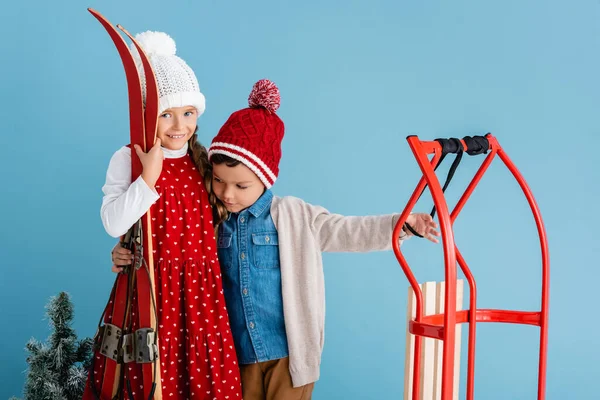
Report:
217,190,289,364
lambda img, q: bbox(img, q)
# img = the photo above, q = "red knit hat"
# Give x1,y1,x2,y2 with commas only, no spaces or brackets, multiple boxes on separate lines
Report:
208,79,284,188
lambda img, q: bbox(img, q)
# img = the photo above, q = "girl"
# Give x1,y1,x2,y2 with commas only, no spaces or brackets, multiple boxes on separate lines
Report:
100,31,242,399
113,80,438,399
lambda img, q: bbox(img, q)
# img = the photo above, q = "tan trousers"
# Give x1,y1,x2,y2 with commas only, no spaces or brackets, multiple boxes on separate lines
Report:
240,357,315,400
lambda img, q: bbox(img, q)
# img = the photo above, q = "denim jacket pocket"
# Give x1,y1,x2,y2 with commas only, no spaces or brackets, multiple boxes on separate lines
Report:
217,233,233,270
252,232,280,269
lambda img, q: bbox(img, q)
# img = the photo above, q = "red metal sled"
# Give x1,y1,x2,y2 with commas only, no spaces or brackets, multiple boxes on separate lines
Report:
393,134,549,400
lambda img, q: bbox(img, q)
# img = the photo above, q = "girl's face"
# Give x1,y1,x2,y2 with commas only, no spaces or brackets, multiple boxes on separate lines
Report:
157,106,198,150
212,162,265,213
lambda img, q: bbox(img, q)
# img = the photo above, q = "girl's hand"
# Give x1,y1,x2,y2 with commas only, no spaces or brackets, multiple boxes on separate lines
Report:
111,242,134,273
405,213,440,243
135,138,164,188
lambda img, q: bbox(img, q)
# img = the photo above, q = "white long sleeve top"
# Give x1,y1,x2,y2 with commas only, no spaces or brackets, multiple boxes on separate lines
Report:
100,143,189,238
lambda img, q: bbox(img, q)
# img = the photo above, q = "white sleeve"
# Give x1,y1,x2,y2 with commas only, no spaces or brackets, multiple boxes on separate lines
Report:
100,146,160,238
311,206,406,252
278,196,407,253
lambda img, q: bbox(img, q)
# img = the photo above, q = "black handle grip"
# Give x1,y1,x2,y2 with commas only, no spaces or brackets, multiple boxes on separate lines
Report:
435,135,489,156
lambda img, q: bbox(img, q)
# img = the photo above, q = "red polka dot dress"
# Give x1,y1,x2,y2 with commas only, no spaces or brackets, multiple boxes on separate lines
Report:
123,153,242,399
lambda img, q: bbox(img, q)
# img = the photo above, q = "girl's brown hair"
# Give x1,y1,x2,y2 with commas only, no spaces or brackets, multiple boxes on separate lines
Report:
187,131,230,226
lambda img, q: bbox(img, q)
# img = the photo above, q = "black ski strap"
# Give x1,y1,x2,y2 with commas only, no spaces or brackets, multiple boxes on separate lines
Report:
403,135,489,238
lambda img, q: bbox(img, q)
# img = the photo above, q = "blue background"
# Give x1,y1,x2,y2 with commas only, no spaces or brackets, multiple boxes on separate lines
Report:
1,0,598,398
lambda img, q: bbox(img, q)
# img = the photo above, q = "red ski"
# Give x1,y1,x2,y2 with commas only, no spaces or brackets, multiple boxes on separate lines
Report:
83,8,161,400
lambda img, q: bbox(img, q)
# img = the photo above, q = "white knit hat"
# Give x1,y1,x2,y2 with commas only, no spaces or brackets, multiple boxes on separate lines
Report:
130,31,206,117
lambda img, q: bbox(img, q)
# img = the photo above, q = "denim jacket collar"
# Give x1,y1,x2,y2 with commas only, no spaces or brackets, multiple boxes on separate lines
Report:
248,189,273,218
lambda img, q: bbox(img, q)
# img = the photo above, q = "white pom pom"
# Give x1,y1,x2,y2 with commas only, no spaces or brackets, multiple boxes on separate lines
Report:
132,31,177,57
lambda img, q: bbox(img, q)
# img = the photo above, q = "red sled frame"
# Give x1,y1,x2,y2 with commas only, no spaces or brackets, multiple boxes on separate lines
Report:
392,133,549,400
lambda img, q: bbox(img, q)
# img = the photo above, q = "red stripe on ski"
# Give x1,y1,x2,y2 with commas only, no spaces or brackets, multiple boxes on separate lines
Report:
88,9,144,398
82,275,125,399
86,8,156,399
88,8,145,180
102,274,130,398
117,25,160,152
118,24,162,400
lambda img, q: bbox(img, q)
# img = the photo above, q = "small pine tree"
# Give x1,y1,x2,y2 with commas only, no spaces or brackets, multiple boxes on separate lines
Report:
10,292,94,400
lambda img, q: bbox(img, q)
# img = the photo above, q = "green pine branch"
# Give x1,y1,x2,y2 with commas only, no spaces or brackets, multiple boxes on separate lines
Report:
10,292,93,400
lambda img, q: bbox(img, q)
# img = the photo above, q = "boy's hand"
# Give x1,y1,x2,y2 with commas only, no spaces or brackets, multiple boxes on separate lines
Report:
405,213,440,243
111,242,134,273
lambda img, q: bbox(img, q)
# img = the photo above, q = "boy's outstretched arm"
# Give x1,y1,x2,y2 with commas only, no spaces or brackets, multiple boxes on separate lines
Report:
280,197,438,253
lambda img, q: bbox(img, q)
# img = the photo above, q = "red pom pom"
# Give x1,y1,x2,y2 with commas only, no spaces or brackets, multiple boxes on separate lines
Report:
248,79,280,113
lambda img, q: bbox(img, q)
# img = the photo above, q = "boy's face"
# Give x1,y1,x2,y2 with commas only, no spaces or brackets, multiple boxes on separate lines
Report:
212,162,265,213
156,106,198,150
